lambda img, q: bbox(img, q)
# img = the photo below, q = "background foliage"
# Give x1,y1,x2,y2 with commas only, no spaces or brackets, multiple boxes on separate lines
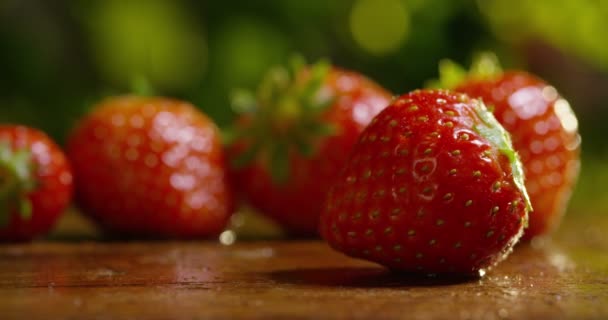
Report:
1,0,607,215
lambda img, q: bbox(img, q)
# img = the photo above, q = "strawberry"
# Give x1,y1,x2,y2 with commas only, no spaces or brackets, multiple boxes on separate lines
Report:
67,96,233,238
227,57,392,236
431,53,581,240
0,126,73,241
320,89,531,275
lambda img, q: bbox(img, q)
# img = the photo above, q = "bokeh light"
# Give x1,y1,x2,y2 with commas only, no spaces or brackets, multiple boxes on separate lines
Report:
0,0,607,220
478,0,608,70
349,0,410,56
88,0,207,90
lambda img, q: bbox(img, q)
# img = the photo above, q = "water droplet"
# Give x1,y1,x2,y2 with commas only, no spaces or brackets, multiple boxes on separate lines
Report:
219,230,236,245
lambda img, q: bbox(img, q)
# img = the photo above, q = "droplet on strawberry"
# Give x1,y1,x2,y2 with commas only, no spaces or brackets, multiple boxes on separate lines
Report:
67,96,233,238
431,53,581,240
320,89,530,276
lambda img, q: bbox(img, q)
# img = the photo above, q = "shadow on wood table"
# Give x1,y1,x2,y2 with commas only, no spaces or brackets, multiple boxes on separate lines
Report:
269,267,475,287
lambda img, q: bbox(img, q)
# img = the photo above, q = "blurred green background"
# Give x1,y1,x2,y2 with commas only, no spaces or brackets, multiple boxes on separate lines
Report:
1,0,607,225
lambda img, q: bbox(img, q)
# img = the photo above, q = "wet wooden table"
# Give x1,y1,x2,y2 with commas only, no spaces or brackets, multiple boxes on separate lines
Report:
1,214,607,320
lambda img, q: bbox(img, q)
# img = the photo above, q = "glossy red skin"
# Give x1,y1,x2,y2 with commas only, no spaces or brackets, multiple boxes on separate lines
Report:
67,96,233,238
231,69,392,236
456,71,581,240
320,90,528,274
0,126,73,241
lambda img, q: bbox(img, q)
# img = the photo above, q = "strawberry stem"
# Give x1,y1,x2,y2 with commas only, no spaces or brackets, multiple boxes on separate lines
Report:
469,52,502,79
130,75,155,96
226,55,337,184
427,51,503,89
0,143,35,226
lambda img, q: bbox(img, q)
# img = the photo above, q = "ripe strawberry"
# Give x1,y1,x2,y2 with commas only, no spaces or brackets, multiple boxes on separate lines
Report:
0,126,73,241
432,53,581,240
320,90,531,275
227,58,392,236
67,96,233,238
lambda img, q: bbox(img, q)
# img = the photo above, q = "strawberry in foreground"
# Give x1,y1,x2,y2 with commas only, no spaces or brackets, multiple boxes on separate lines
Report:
431,53,581,240
67,96,233,238
0,126,73,241
227,57,392,236
320,89,531,275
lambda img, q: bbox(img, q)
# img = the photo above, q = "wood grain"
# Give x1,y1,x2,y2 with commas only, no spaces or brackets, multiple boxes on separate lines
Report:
1,215,607,320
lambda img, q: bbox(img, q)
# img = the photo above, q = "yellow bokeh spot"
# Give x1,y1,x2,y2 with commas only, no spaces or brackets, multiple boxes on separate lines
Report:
349,0,410,55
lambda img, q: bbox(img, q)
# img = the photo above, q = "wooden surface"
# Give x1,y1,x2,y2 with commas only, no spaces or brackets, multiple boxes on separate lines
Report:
1,215,608,320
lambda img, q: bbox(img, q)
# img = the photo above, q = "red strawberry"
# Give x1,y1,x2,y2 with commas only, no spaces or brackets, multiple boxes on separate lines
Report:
320,89,531,275
0,126,73,241
227,58,392,236
432,53,581,240
67,96,233,238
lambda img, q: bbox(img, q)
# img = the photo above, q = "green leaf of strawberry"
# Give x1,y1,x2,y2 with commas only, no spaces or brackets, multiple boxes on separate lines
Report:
0,126,73,241
227,57,393,235
427,52,503,89
227,56,336,183
471,101,532,212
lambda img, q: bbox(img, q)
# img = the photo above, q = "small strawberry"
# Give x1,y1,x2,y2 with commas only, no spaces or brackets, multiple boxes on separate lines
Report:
0,126,73,241
431,53,581,240
320,89,531,275
67,96,233,238
227,57,392,236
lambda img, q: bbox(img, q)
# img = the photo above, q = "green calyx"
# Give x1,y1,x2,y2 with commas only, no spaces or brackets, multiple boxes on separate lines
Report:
129,75,156,96
427,52,503,89
471,101,533,213
225,55,337,184
430,52,531,213
0,143,36,227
